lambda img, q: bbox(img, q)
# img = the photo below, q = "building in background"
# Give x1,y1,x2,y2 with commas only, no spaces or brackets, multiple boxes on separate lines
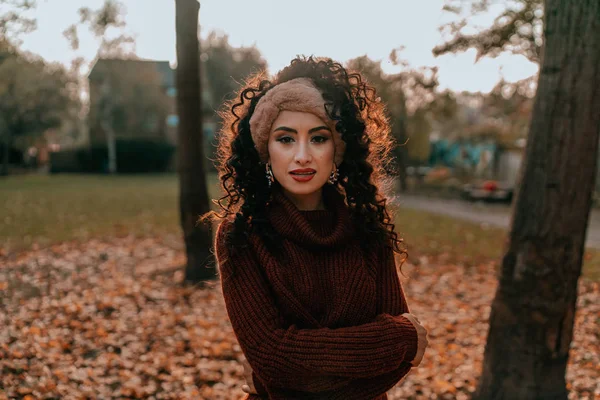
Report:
87,58,216,170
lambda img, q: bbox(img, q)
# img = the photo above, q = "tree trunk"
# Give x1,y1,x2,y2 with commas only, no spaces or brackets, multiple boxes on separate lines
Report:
394,92,409,192
474,1,600,399
396,139,408,192
1,129,9,176
175,0,215,283
1,82,12,177
100,79,117,174
105,123,117,174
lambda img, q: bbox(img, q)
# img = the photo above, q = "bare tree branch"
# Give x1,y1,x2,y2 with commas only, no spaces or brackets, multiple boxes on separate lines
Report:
434,0,543,64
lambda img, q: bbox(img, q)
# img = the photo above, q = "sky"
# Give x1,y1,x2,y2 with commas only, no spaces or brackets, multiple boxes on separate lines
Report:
17,0,539,93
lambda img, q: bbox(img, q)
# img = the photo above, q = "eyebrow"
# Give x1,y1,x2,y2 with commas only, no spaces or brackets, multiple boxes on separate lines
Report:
272,125,332,134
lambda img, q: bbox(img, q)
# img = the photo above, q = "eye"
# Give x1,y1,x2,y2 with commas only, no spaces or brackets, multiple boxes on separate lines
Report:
312,136,329,144
276,136,294,144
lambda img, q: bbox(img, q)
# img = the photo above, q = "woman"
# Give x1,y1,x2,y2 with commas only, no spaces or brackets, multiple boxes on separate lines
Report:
208,56,428,399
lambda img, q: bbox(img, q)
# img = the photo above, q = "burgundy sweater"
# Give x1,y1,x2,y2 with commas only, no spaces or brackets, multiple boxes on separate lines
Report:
215,186,418,399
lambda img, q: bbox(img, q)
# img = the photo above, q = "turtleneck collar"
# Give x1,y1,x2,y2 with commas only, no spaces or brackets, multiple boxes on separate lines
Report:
267,185,354,249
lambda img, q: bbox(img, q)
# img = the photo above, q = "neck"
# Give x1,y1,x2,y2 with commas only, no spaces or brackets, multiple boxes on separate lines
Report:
282,187,325,211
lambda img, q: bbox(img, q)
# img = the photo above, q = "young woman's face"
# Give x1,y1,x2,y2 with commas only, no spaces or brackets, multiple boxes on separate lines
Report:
267,111,336,207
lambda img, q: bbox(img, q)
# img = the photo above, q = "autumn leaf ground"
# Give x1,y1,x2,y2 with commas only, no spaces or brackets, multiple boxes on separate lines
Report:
1,174,599,399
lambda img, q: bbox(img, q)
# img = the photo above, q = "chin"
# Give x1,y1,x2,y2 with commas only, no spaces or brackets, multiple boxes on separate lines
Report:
280,178,326,196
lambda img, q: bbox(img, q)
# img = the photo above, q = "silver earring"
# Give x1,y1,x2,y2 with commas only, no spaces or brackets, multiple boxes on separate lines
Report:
265,163,275,187
328,163,339,184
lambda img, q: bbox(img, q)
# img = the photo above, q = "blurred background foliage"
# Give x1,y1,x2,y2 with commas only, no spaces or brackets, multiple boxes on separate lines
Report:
0,0,542,189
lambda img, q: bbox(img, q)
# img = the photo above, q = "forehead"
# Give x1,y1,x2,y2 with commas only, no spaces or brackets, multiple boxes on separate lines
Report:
271,110,326,128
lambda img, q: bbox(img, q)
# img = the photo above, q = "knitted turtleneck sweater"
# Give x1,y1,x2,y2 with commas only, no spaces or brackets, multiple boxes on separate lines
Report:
215,186,418,400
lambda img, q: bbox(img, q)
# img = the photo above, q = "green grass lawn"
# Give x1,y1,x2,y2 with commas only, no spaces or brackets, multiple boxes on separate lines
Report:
0,173,215,253
1,173,598,281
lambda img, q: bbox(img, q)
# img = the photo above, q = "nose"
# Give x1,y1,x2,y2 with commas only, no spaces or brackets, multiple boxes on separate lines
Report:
294,140,312,165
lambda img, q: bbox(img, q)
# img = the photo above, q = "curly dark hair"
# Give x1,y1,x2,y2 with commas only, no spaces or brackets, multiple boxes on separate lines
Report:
202,55,408,274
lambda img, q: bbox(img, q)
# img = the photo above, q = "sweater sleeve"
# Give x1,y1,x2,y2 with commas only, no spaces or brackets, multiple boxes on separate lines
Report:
216,222,418,388
376,243,412,317
317,243,419,400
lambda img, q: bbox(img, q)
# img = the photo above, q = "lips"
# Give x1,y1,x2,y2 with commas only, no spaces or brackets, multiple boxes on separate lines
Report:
290,169,316,175
290,169,316,182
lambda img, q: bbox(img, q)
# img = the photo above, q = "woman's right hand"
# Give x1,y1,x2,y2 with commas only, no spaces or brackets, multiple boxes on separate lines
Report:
401,313,428,367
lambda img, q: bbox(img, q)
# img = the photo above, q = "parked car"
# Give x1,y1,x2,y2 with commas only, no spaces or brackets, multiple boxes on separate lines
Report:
461,179,514,203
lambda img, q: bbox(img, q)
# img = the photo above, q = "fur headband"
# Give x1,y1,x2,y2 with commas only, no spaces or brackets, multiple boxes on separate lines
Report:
249,77,346,165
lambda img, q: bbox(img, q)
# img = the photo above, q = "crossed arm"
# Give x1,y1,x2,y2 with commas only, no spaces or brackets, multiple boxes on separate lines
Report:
216,222,418,395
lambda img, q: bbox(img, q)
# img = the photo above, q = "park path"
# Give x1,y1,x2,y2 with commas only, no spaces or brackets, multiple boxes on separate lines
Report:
396,194,600,249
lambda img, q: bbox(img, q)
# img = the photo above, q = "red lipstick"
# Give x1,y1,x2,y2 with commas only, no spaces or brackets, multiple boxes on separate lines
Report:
290,168,316,182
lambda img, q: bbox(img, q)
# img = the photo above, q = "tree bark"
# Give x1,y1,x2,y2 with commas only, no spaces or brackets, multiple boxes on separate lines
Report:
396,134,408,192
100,79,117,174
1,80,13,177
1,129,10,176
474,1,600,399
394,91,409,192
175,0,215,283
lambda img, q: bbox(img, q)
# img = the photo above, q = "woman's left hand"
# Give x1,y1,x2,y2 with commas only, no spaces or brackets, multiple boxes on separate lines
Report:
241,358,258,395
